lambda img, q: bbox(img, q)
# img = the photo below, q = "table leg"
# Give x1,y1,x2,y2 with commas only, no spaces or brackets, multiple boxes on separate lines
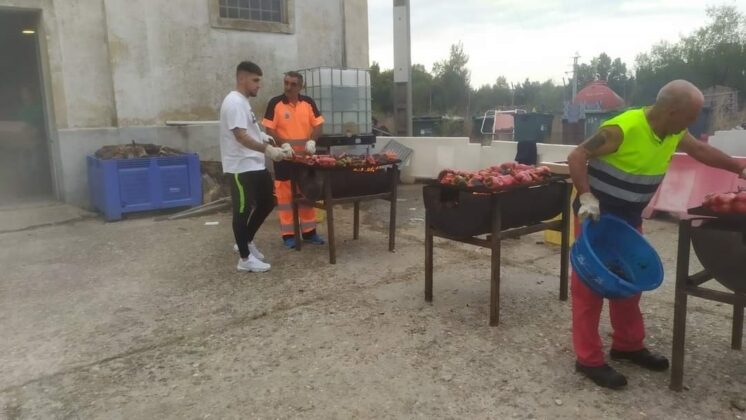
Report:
389,166,398,252
324,172,336,264
290,176,302,251
670,219,691,391
559,182,571,301
733,302,744,351
353,201,360,240
425,213,433,303
490,198,502,327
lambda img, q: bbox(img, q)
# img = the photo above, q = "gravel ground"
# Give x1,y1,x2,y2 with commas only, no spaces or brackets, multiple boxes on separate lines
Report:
0,184,744,419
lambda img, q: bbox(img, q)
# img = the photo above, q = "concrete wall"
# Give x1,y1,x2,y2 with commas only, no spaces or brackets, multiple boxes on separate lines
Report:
104,0,347,126
57,124,220,206
102,0,366,126
341,0,369,69
708,130,746,157
371,131,746,184
372,137,574,181
2,0,369,128
0,0,368,207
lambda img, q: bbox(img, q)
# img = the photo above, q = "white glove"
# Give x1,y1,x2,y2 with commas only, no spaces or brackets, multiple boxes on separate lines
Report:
305,140,316,155
264,145,287,162
261,132,274,145
280,143,294,158
578,192,601,222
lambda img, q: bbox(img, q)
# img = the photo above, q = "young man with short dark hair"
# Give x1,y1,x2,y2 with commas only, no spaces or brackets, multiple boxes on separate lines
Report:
219,61,292,272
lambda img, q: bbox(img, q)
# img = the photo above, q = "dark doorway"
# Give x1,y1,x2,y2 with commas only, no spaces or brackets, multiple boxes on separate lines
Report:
0,9,53,205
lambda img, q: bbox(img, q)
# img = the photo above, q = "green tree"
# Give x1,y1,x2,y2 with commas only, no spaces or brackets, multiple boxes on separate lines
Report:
574,62,596,90
431,42,471,115
570,53,631,101
608,58,634,101
412,64,435,115
514,78,539,107
533,80,565,113
371,62,434,116
591,53,613,81
493,79,513,107
470,76,514,115
370,62,393,115
633,5,746,105
514,79,564,113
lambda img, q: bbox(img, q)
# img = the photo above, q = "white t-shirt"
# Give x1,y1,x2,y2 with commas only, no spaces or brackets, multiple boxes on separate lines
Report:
219,91,267,173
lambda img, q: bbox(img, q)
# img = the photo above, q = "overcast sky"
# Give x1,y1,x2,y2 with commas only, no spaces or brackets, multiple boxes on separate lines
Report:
367,0,745,87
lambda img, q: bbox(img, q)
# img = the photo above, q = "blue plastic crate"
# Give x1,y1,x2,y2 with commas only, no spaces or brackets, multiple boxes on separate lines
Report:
87,153,202,221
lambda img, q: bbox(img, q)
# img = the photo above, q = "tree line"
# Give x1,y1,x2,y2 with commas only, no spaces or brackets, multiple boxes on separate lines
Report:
371,5,746,118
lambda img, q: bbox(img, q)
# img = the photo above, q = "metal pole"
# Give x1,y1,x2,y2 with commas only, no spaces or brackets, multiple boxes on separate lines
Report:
572,53,580,101
510,83,515,107
393,0,412,136
562,77,567,104
670,219,691,391
340,0,347,67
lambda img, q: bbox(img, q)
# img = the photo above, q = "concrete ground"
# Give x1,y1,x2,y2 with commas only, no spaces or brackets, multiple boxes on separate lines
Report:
0,184,744,419
0,198,93,233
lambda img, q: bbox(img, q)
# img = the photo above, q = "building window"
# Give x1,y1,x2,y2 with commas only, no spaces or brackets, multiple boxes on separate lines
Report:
219,0,284,23
209,0,294,34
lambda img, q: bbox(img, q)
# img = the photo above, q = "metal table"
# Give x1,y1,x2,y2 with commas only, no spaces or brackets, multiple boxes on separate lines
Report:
423,178,572,326
288,162,400,264
671,207,746,391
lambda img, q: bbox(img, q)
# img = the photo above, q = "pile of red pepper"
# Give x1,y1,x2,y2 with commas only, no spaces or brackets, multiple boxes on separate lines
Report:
438,162,553,190
288,151,398,168
703,190,746,214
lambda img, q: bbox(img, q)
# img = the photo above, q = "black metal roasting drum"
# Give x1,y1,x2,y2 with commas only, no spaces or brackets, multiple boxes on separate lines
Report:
295,166,393,201
422,180,567,238
690,216,746,294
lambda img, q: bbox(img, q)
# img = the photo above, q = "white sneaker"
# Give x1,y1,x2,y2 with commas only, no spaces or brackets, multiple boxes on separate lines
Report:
232,241,265,260
248,242,265,260
237,254,271,272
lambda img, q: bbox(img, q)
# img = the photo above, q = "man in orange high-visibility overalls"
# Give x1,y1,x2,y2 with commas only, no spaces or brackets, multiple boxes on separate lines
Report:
263,71,325,248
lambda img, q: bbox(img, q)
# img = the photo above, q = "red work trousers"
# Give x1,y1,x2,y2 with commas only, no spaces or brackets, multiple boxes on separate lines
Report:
571,217,646,367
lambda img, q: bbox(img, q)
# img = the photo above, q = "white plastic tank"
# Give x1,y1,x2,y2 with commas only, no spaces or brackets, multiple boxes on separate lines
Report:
299,67,372,136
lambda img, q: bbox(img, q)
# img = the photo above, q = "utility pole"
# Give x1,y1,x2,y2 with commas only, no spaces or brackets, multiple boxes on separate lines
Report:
510,83,515,107
393,0,412,136
572,52,580,101
340,0,347,67
428,85,432,114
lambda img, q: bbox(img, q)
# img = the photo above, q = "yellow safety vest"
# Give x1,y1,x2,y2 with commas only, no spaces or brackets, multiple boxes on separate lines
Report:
588,108,685,206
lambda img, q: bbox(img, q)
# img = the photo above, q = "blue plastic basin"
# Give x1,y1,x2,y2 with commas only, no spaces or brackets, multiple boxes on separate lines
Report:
570,215,664,299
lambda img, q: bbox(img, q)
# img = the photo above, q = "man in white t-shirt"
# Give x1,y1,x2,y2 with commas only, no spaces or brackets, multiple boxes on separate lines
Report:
219,61,292,272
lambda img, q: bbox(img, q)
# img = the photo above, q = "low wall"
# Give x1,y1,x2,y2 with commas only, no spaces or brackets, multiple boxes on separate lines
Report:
373,137,574,181
62,132,578,208
376,130,746,182
708,129,746,156
58,124,220,207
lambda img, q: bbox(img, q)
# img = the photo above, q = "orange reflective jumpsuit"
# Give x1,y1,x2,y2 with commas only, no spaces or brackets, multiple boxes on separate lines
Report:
262,94,324,238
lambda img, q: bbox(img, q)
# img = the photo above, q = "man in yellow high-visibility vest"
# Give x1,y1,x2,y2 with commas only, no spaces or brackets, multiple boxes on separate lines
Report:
567,80,746,389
